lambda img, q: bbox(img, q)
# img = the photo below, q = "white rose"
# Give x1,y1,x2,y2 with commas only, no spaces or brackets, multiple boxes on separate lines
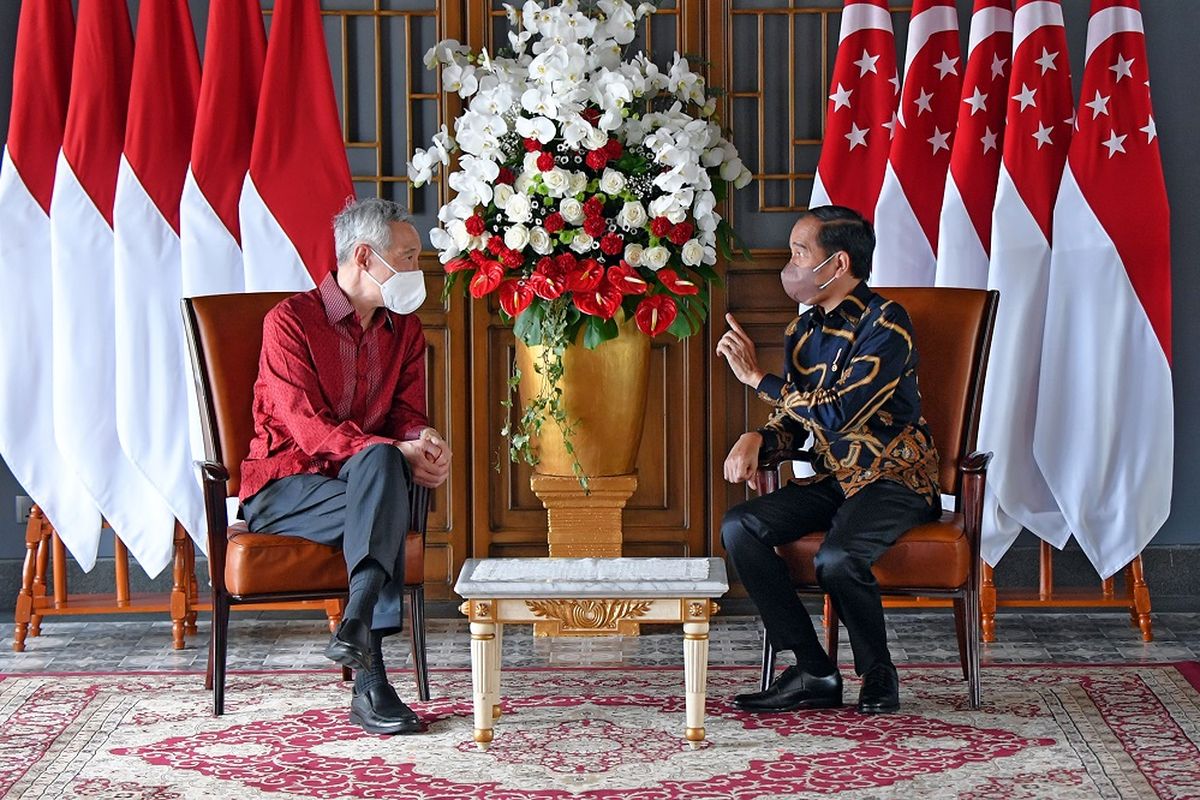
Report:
681,239,704,267
585,126,610,150
617,200,648,230
642,245,670,271
570,233,595,253
542,167,570,197
505,193,532,224
504,224,530,251
524,151,543,174
528,226,554,254
515,171,535,194
623,243,644,266
493,183,515,211
559,197,585,225
567,170,589,197
599,168,626,195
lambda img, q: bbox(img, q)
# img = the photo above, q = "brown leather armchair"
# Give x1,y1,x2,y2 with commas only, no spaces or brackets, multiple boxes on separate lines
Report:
182,292,430,716
753,287,998,709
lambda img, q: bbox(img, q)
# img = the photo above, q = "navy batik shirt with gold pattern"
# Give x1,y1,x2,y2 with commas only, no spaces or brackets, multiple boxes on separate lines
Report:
755,280,940,505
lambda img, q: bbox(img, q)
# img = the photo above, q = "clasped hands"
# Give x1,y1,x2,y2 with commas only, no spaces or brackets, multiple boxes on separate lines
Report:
395,427,452,488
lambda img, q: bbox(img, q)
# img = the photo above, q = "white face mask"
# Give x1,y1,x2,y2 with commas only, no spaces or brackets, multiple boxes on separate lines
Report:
367,248,426,314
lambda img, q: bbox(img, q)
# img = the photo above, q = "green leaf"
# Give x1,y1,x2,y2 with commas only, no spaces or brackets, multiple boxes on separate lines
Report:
583,315,619,349
513,303,545,345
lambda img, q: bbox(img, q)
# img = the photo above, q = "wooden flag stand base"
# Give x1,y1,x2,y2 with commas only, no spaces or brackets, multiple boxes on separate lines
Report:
12,505,345,653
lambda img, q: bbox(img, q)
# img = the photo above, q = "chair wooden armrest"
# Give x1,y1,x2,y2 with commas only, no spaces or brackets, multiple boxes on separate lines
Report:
753,448,813,494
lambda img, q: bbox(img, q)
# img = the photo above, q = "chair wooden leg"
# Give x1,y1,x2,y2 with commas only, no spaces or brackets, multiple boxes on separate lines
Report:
759,633,776,692
981,561,997,643
13,509,47,652
342,666,353,682
409,584,430,701
967,584,982,709
952,596,969,681
205,632,214,690
823,595,839,663
1127,557,1153,642
169,527,188,650
212,593,230,716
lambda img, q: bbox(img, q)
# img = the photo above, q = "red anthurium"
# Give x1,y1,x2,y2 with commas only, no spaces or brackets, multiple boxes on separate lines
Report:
656,268,700,296
468,260,505,298
634,294,678,337
607,264,648,295
649,216,672,238
573,279,623,320
566,258,604,292
528,271,567,300
445,256,473,273
498,279,535,318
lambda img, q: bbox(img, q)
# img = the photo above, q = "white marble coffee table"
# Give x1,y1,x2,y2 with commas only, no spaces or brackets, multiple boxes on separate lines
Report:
454,557,729,750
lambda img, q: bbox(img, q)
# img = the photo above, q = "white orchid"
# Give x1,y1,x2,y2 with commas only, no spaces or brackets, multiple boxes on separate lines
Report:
442,63,479,98
424,39,470,70
515,115,556,144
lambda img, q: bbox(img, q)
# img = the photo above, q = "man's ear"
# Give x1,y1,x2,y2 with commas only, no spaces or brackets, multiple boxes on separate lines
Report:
353,242,373,270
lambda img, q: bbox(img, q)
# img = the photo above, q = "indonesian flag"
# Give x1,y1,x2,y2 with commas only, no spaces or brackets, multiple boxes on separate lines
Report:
935,0,1013,289
809,0,899,221
112,0,205,565
49,0,177,572
872,0,961,286
0,0,100,555
1035,0,1171,579
978,0,1074,567
240,0,354,291
180,0,265,298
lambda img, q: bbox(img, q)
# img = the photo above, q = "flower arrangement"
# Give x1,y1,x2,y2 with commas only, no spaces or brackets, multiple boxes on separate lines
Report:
409,0,751,482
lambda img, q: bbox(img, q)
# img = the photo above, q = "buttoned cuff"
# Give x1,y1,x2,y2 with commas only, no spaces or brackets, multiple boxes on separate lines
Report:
756,373,786,401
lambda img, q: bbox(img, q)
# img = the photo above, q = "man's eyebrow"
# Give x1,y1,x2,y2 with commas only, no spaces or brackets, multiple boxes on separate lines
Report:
790,241,806,248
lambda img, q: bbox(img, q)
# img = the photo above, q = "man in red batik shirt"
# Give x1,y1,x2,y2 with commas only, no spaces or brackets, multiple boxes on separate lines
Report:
240,197,450,735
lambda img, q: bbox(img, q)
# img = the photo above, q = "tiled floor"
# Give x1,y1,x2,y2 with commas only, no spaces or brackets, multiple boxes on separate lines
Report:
2,611,1197,675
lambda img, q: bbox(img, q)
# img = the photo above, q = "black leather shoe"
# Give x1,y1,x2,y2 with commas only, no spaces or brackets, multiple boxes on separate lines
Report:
349,683,424,735
324,618,372,672
857,663,900,714
732,666,843,712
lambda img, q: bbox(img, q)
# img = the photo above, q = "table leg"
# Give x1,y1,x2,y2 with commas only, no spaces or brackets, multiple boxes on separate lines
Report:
491,623,504,720
683,620,709,748
471,621,497,750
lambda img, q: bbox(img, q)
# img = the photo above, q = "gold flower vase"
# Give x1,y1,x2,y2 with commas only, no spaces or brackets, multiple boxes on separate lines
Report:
516,313,650,559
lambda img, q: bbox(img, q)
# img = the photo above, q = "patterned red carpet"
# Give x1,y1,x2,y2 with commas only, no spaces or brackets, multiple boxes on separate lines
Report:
3,665,1199,799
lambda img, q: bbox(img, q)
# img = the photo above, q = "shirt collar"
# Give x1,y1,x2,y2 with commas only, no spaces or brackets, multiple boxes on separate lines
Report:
319,271,393,330
824,280,873,327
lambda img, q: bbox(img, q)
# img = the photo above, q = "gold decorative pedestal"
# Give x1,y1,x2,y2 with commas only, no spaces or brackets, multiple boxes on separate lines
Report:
530,473,637,559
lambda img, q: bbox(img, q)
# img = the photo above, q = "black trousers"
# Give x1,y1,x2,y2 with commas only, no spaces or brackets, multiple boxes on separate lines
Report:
722,477,939,675
242,443,412,635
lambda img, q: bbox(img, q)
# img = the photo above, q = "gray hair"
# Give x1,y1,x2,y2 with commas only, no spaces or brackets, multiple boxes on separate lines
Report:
333,197,411,264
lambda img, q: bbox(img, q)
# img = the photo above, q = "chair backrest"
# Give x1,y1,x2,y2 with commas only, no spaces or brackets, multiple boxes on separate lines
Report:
873,287,999,499
182,292,294,498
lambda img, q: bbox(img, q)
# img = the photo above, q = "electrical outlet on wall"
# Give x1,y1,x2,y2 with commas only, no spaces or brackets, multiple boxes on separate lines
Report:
14,495,34,525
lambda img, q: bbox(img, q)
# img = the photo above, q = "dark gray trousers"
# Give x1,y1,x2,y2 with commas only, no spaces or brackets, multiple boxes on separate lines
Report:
722,477,939,675
241,443,412,635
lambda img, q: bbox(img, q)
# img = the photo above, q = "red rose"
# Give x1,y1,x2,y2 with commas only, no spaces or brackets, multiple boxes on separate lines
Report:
445,256,473,273
606,263,648,295
465,215,486,236
604,138,624,160
543,212,565,234
572,281,623,320
586,149,608,171
486,235,507,255
523,137,542,152
583,216,607,238
581,107,601,127
600,232,625,256
537,151,556,172
501,248,523,268
555,252,578,273
497,167,516,185
584,196,606,218
566,258,604,292
468,260,505,298
528,272,567,300
656,268,700,296
634,295,678,337
649,216,672,238
498,279,535,318
668,222,694,246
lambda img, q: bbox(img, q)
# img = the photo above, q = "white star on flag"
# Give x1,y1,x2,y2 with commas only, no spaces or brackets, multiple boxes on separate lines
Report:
964,86,988,115
1084,90,1110,119
854,49,880,77
1034,47,1059,74
914,87,934,114
1140,115,1157,142
1110,54,1135,82
1032,121,1054,149
889,73,900,94
934,51,960,79
883,111,899,139
829,82,854,111
1102,130,1127,157
1013,83,1037,111
927,126,951,154
845,122,869,150
991,53,1008,79
981,126,998,153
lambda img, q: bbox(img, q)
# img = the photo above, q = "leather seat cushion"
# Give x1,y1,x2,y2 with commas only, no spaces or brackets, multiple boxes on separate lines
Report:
775,511,970,590
224,522,425,596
